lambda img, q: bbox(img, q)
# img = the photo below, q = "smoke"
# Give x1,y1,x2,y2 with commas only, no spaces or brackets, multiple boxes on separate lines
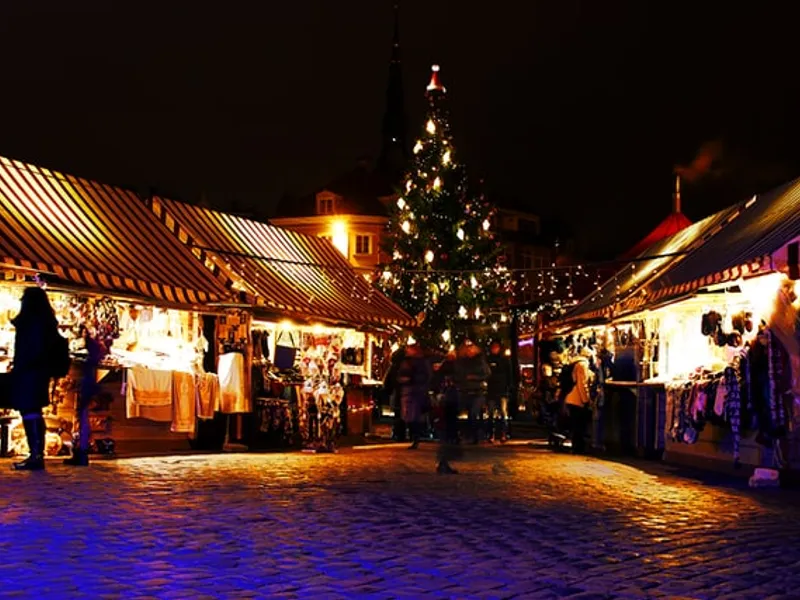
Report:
674,139,724,183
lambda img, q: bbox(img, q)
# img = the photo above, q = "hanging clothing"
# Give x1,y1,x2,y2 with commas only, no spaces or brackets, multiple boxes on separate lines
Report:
768,328,790,437
126,368,173,420
723,366,742,464
218,352,249,414
196,373,220,420
171,371,196,435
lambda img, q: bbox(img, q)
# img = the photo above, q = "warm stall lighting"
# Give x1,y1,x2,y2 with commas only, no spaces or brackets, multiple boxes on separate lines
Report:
330,220,349,257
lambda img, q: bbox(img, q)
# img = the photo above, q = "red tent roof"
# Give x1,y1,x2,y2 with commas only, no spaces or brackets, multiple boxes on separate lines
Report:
621,210,693,260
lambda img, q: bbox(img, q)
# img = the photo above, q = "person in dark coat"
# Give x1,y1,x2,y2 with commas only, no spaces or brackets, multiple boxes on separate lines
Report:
395,342,432,449
64,328,101,466
455,339,491,444
11,287,60,471
431,349,461,474
382,346,407,442
486,340,514,442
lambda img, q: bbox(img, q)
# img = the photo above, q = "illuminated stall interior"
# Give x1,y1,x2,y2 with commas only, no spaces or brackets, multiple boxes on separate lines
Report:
552,176,800,470
146,197,413,450
0,155,231,458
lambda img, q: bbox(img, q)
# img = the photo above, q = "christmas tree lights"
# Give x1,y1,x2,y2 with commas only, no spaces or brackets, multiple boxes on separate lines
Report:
377,65,509,349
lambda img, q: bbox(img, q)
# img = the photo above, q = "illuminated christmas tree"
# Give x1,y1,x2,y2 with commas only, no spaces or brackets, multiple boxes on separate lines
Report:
378,65,509,350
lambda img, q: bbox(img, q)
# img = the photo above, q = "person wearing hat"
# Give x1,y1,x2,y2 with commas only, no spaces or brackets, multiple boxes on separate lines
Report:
563,345,595,454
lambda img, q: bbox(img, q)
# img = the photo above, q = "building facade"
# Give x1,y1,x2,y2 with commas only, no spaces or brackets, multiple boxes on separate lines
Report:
270,174,393,271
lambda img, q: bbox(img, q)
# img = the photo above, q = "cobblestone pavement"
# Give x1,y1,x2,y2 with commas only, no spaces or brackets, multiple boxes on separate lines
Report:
2,445,800,599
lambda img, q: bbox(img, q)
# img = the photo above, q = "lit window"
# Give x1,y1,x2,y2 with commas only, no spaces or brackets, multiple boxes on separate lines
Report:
317,196,335,215
355,235,371,255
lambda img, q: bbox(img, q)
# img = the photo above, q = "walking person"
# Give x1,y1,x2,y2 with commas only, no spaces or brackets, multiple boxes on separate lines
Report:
10,287,61,471
455,338,491,445
563,346,594,455
486,339,513,443
395,341,431,449
431,349,461,473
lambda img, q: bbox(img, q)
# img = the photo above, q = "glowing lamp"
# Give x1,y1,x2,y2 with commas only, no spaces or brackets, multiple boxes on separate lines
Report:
442,150,451,165
330,219,349,257
482,219,491,231
425,250,434,263
426,119,436,134
397,197,406,209
456,228,465,241
413,141,423,154
433,177,442,190
401,220,411,234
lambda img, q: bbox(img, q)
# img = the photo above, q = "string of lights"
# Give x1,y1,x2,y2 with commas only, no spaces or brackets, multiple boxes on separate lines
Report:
189,243,691,276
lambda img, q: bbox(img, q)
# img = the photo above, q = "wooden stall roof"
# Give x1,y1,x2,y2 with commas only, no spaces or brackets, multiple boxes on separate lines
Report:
634,177,800,305
553,202,744,329
0,156,231,305
148,196,415,329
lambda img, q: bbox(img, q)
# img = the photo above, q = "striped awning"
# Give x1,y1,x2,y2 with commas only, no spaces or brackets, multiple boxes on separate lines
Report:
553,203,744,329
0,156,230,305
633,177,800,306
149,197,414,328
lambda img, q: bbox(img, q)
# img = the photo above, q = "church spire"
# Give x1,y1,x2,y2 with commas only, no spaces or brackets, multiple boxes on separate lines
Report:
377,2,408,182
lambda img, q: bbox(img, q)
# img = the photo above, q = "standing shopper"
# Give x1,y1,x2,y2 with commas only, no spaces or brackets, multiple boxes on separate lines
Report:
431,349,461,473
64,329,101,466
564,346,594,455
395,342,431,449
383,346,407,442
10,287,62,471
455,339,491,444
486,340,513,443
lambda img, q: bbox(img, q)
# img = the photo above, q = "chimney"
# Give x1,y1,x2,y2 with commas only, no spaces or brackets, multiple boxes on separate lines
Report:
672,174,681,214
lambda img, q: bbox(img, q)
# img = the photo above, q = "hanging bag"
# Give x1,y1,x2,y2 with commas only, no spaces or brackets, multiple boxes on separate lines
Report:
273,330,297,370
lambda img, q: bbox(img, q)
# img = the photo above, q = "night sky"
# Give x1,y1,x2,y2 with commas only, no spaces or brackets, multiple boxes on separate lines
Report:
1,2,799,259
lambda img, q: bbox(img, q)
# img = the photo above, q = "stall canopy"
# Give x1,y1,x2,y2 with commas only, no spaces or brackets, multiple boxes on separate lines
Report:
636,176,800,305
0,156,230,305
620,210,692,261
147,196,415,329
559,203,744,326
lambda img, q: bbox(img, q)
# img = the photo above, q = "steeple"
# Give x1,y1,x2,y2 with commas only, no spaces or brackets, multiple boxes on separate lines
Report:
377,2,408,182
672,174,682,213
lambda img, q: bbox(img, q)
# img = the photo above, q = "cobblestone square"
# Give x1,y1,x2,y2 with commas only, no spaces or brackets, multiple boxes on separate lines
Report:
2,445,800,599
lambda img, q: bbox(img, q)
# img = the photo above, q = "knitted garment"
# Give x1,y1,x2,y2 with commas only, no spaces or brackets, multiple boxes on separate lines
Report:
723,366,742,462
767,328,789,435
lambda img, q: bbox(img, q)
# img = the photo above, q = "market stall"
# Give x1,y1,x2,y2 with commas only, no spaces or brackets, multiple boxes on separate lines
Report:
549,176,800,477
145,196,413,451
0,155,233,458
